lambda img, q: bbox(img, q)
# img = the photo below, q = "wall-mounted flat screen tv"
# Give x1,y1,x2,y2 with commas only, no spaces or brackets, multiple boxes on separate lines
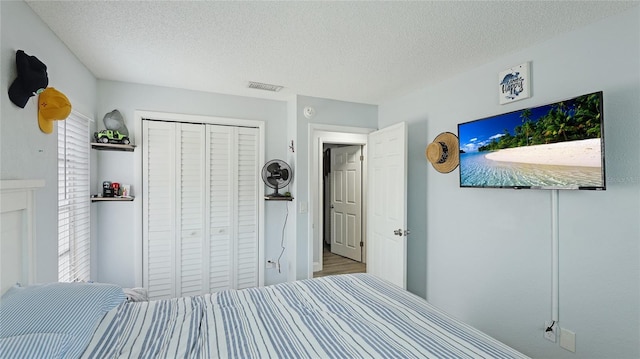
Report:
458,91,605,190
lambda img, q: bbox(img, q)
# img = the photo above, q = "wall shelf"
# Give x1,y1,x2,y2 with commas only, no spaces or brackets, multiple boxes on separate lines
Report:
91,142,136,152
264,195,294,201
91,196,135,202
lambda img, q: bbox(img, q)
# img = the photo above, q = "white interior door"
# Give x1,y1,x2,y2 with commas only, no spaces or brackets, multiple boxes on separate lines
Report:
330,145,362,262
367,122,408,288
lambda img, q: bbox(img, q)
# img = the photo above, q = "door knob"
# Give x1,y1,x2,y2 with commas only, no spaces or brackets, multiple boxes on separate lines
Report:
393,229,402,236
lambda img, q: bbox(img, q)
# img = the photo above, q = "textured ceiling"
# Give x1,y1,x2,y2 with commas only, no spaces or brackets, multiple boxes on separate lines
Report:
27,1,638,105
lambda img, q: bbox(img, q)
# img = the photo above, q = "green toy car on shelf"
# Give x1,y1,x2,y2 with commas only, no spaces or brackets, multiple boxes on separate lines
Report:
94,129,130,145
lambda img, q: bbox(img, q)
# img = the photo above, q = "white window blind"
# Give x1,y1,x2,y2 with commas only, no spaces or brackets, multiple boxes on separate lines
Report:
58,111,91,282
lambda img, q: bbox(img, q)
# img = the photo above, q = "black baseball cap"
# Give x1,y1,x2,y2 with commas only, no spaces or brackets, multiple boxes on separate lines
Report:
8,50,49,108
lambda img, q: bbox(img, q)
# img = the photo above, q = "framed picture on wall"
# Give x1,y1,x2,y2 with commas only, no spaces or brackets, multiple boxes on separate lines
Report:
498,62,531,104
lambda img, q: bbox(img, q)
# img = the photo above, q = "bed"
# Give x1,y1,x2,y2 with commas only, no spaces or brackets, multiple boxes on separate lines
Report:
0,181,530,359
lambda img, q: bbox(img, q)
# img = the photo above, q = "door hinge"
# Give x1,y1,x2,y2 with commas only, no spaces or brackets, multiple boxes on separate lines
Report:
360,241,364,247
360,155,364,161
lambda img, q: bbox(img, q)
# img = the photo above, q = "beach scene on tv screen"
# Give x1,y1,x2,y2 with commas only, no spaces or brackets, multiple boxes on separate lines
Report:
459,92,604,188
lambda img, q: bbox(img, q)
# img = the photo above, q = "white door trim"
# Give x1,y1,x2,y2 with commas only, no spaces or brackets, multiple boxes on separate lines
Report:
134,110,265,288
308,124,375,278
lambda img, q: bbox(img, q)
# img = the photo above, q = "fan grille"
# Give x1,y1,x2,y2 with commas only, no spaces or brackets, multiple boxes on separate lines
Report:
261,159,292,196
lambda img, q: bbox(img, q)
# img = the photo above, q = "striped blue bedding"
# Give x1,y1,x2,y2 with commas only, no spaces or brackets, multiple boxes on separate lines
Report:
0,282,125,359
82,274,530,358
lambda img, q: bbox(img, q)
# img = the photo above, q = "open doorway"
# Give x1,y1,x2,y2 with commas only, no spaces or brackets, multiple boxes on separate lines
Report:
308,123,408,287
314,144,365,278
308,125,375,279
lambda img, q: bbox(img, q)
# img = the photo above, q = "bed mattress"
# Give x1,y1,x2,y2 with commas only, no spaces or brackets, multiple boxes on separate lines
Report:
82,274,529,359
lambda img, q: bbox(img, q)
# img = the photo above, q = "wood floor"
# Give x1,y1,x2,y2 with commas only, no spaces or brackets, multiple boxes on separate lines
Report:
313,244,366,278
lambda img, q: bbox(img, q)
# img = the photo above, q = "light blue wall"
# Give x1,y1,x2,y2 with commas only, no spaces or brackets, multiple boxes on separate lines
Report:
0,0,377,289
379,7,639,359
94,86,378,287
293,96,378,280
95,80,289,287
1,1,98,283
5,2,638,357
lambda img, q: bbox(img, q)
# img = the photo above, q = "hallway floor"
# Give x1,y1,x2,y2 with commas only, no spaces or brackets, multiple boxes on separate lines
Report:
313,244,366,278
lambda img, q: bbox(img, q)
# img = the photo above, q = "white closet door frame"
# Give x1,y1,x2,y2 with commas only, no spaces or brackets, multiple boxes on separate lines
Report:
134,111,265,288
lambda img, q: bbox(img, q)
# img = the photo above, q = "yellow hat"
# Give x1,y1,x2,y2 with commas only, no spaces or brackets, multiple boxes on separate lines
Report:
38,87,71,134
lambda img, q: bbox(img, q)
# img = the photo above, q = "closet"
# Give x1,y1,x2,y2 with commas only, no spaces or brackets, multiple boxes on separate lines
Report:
142,119,260,300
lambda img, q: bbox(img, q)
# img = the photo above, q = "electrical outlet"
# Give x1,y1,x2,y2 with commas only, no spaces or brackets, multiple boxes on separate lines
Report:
266,260,275,269
560,328,576,352
544,321,557,342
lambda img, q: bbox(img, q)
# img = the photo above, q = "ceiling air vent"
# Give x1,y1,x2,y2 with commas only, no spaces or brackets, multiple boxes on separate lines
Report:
248,81,283,92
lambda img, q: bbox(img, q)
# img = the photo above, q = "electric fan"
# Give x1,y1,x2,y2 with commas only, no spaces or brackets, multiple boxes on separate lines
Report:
261,159,292,197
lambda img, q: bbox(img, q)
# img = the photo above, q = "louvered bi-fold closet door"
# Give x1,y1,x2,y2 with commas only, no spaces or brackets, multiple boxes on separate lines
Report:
207,125,259,291
178,124,206,297
144,120,259,300
143,120,177,300
235,127,259,289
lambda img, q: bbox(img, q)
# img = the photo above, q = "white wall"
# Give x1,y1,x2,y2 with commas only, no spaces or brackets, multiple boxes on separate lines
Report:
0,1,98,282
379,7,639,359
